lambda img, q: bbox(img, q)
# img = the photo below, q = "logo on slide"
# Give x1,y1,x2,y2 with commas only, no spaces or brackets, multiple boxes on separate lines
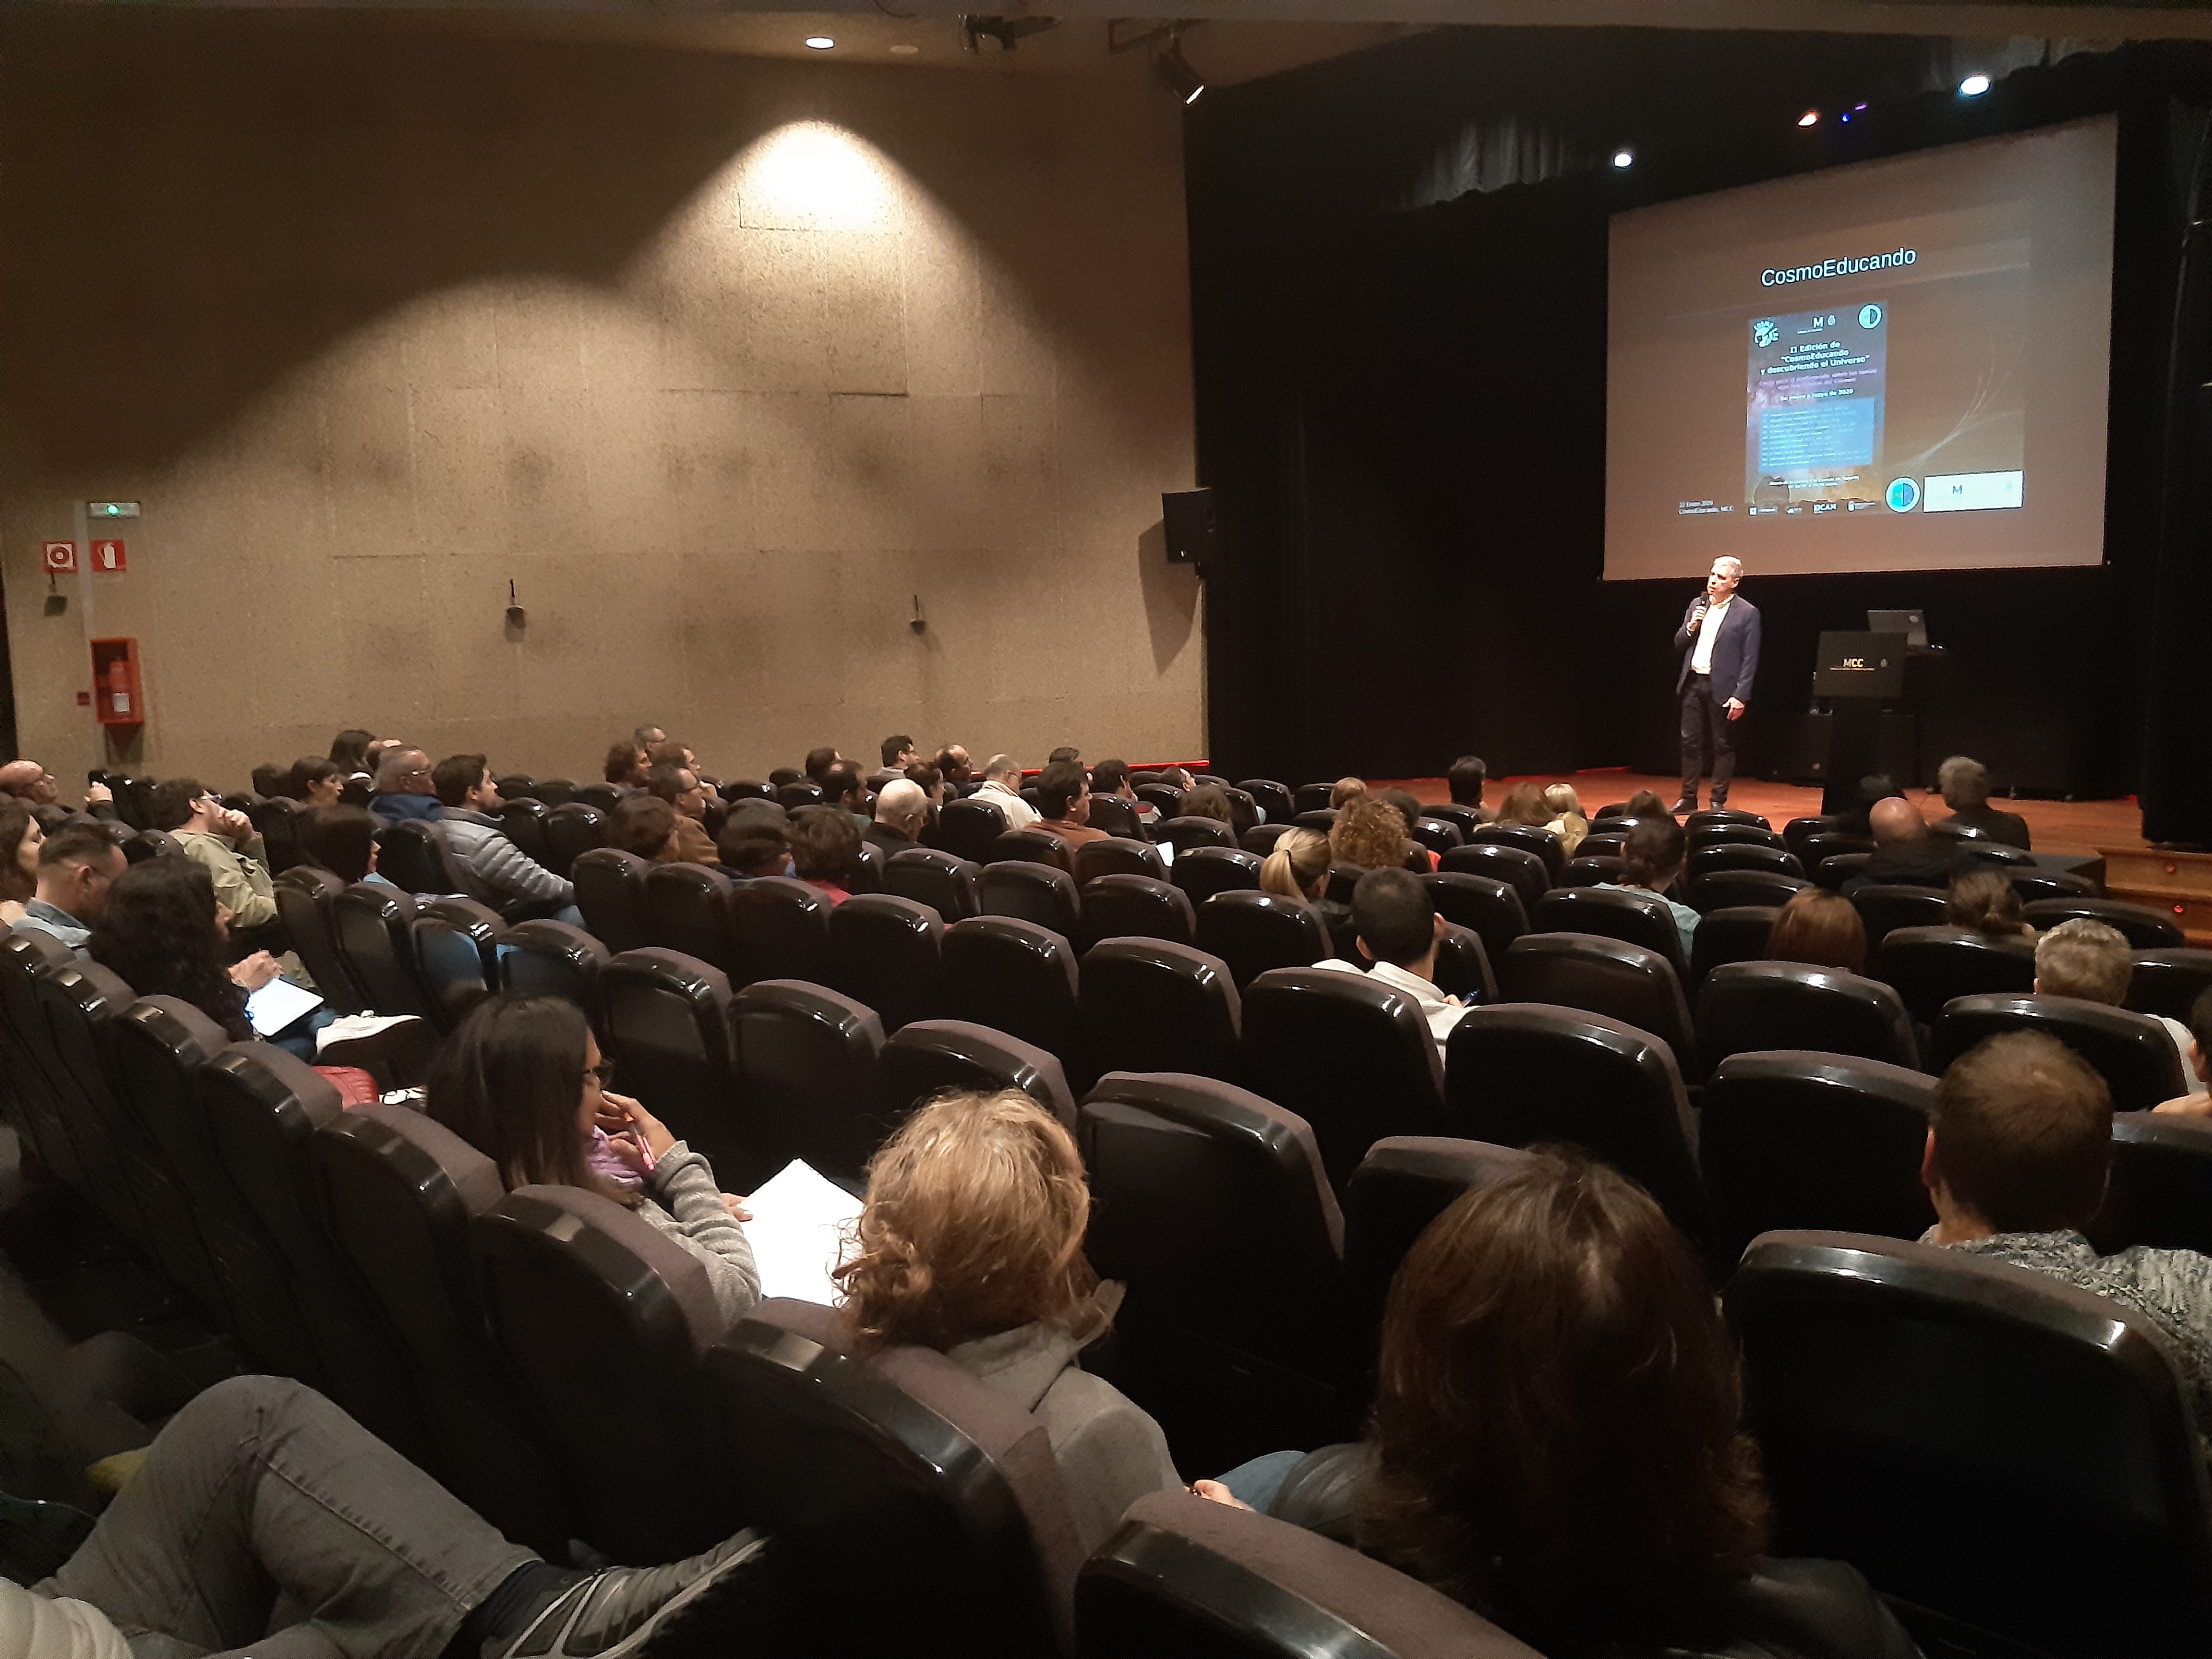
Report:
1886,478,1920,512
1858,303,1884,328
1752,319,1779,348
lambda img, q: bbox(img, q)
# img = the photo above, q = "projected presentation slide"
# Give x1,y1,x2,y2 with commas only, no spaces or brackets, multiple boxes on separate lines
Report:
1605,117,2114,578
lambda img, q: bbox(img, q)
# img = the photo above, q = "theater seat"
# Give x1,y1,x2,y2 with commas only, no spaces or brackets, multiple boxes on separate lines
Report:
1870,926,2038,1024
1431,922,1494,1003
775,781,825,812
274,866,369,1014
1558,854,1624,887
1141,782,1188,817
252,796,304,875
1240,780,1296,824
884,847,983,924
1441,842,1546,913
642,862,740,975
979,860,1082,938
1074,836,1166,886
1529,885,1687,980
707,1300,1080,1658
0,932,92,1207
1422,803,1482,840
1697,962,1920,1071
572,847,653,955
828,893,948,1033
1422,872,1526,965
1728,1232,2212,1657
1498,933,1698,1081
1194,891,1332,989
1802,831,1876,869
2093,1111,2212,1259
1690,905,1778,986
542,802,607,879
309,1105,574,1555
1689,823,1786,853
1848,884,1951,949
1157,817,1238,857
1079,939,1241,1082
1933,993,2188,1111
1240,967,1448,1194
1686,843,1803,881
1242,824,1292,858
1078,875,1195,950
1813,853,1871,892
944,916,1090,1090
1688,869,1808,913
1085,795,1143,841
1781,815,1843,862
1406,817,1462,857
1688,808,1770,831
880,1019,1077,1129
599,949,744,1176
476,1186,736,1563
2024,897,2187,949
1471,823,1562,881
576,781,625,815
377,818,469,896
1079,1073,1348,1469
2129,948,2212,1022
732,980,887,1184
1698,1052,1936,1263
1576,831,1627,860
728,875,833,988
1444,1004,1712,1260
413,897,505,1031
498,798,553,870
936,796,1008,863
1080,1490,1541,1659
497,920,611,1025
992,828,1072,871
1171,846,1262,904
2010,871,2099,903
332,884,440,1021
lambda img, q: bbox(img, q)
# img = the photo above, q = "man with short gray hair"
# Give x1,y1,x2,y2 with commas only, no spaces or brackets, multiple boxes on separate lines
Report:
1671,555,1761,814
2035,916,2204,1098
1936,754,2030,849
974,754,1039,830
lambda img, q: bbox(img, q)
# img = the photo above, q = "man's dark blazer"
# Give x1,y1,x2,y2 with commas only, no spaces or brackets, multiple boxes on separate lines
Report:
1674,594,1763,702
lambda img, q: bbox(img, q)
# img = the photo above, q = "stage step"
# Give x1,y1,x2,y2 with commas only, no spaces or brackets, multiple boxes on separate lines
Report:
2101,848,2212,946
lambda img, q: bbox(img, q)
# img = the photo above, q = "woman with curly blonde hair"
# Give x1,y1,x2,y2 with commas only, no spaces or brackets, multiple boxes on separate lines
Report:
835,1089,1182,1548
1329,797,1408,872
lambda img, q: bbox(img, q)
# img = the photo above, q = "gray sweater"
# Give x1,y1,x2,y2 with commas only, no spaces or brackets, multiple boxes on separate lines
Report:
439,807,574,906
639,1142,760,1330
946,1291,1183,1553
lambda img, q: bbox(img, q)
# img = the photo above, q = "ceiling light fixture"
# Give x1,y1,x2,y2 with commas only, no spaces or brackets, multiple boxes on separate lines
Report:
1797,110,1820,128
1959,73,1991,96
1156,36,1206,105
804,35,835,48
1611,147,1635,168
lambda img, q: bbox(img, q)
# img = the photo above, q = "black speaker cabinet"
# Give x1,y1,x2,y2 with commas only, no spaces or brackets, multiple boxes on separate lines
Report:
1162,488,1217,566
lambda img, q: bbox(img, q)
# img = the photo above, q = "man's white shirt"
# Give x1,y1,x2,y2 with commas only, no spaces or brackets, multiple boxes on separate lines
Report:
976,779,1040,831
1690,596,1732,677
1313,957,1468,1057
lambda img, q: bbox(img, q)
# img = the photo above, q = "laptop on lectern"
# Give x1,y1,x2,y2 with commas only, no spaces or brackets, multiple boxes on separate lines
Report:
1867,609,1928,649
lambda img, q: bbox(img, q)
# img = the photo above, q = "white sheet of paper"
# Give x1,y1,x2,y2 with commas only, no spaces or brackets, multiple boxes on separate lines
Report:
245,977,324,1038
740,1159,864,1307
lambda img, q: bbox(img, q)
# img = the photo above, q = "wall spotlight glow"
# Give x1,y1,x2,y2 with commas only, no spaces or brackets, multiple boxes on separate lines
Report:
1959,73,1991,96
804,36,835,49
890,43,919,54
1797,110,1820,128
735,122,898,232
1611,148,1635,168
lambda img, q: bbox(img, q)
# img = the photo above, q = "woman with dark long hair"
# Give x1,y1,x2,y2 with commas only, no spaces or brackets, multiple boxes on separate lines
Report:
88,859,271,1041
0,799,43,925
289,755,345,806
425,994,760,1327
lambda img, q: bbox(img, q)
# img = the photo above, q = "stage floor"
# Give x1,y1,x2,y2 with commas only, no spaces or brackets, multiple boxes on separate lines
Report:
1369,770,2145,860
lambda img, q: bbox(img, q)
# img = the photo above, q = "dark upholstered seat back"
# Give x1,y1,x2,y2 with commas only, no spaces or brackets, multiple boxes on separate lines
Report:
1194,891,1332,989
1697,962,1919,1071
1079,939,1241,1083
572,847,653,955
885,846,983,923
732,980,887,1184
1933,993,2188,1111
1871,926,2038,1024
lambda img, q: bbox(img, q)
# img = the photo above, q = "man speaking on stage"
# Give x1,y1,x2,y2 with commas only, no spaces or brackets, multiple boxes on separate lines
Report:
1672,556,1761,814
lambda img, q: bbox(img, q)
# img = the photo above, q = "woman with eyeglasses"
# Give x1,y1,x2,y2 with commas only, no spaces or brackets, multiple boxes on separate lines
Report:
424,994,761,1327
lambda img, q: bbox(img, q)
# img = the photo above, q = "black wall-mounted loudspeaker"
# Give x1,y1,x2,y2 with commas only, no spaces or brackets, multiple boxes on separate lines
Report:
1162,488,1217,567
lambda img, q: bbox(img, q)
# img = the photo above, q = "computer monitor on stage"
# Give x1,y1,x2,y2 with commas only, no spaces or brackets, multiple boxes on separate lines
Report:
1867,609,1927,649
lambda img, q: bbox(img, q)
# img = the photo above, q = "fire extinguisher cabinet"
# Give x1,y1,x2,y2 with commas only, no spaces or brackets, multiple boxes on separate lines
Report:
90,638,143,727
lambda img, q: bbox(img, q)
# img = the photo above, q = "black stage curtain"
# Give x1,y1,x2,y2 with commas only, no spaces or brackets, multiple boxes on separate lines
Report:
1190,30,2212,823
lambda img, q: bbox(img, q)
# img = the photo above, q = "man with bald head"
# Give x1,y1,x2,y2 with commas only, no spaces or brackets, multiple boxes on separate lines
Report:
1844,794,1979,893
866,779,930,855
0,760,113,817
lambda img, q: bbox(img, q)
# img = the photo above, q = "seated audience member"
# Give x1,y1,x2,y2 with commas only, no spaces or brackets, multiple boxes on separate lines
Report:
0,800,39,926
428,995,759,1327
1261,826,1355,958
0,759,116,818
433,755,579,919
609,794,685,863
935,744,973,787
1376,788,1438,873
88,860,319,1055
635,721,668,749
2157,989,2212,1115
803,745,843,785
1623,787,1671,819
1031,761,1108,849
1157,766,1196,791
368,748,441,827
644,762,719,864
327,728,377,776
1492,782,1551,830
866,779,930,854
12,820,123,952
1314,867,1469,1056
1329,797,1411,874
821,761,871,829
974,754,1040,830
1924,1032,2212,1430
1842,797,1977,895
1936,755,2031,850
603,739,648,789
1604,816,1700,956
716,806,792,879
297,803,391,887
1542,783,1589,857
2035,917,2205,1098
290,756,345,807
152,778,282,951
647,739,698,775
882,733,920,770
789,805,861,904
768,767,803,788
1766,887,1868,974
903,761,946,808
1332,1152,1913,1657
1179,784,1235,825
1947,868,2035,938
1,1378,773,1659
1090,758,1157,826
1330,776,1368,810
1048,745,1082,765
834,1090,1183,1551
1445,755,1493,824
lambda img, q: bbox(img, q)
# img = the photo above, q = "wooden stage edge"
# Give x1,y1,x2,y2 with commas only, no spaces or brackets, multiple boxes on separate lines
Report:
1364,770,2146,861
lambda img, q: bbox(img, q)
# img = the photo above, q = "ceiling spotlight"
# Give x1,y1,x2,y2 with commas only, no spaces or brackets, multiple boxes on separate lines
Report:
1156,40,1205,105
1797,110,1820,128
1611,147,1635,169
804,35,834,48
1959,72,1991,96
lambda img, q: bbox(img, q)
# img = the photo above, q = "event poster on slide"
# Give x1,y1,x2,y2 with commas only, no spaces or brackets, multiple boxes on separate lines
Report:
1603,117,2113,578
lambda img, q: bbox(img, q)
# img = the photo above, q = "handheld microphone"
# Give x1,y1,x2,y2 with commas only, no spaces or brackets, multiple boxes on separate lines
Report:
1691,596,1710,628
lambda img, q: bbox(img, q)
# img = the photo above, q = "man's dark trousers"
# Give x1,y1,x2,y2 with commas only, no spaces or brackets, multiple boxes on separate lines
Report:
1680,673,1737,804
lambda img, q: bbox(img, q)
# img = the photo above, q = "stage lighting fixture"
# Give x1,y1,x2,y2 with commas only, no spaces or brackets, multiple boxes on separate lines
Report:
1797,110,1819,127
1157,41,1206,105
804,35,834,48
1611,147,1635,168
1960,73,1991,96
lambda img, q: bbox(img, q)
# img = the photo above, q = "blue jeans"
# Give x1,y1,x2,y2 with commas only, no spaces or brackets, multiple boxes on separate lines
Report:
1213,1449,1307,1516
